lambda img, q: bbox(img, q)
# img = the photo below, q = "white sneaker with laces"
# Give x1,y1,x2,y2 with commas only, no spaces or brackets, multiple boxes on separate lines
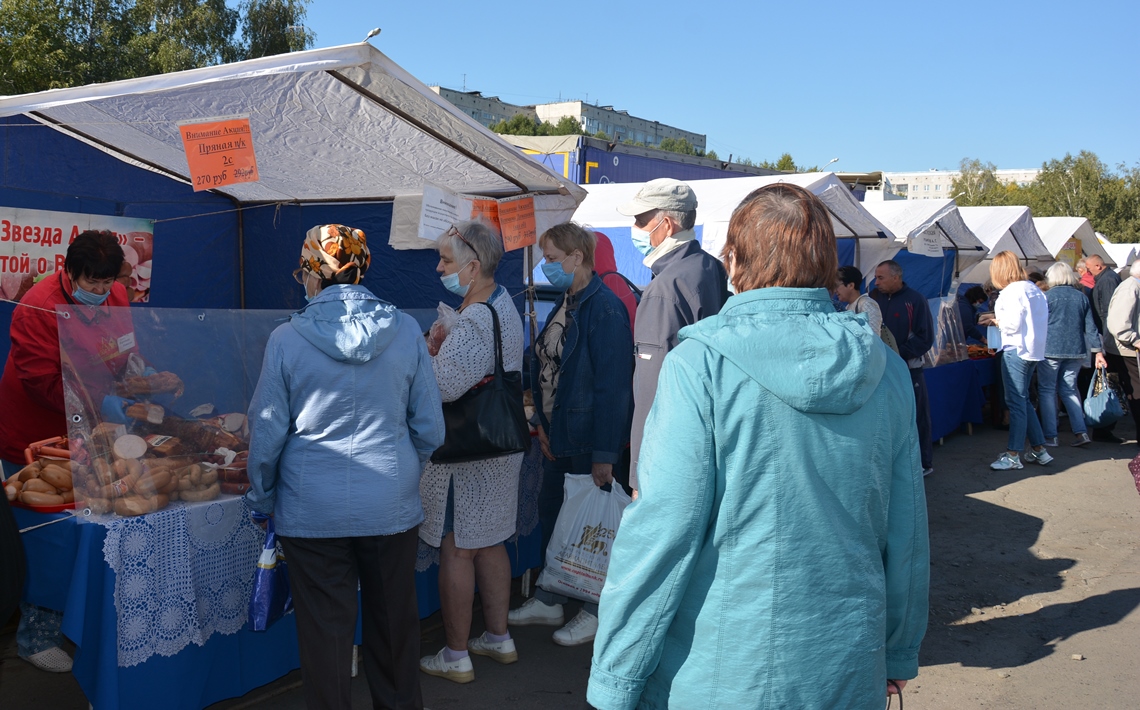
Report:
468,632,518,664
419,648,474,684
552,609,598,647
25,646,72,673
507,597,564,627
990,453,1023,470
1023,448,1054,465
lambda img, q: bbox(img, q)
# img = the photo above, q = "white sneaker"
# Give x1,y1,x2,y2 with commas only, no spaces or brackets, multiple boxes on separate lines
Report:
922,467,934,478
25,646,72,673
1023,448,1054,466
990,452,1023,470
419,648,474,684
468,632,518,664
507,597,564,627
552,609,598,647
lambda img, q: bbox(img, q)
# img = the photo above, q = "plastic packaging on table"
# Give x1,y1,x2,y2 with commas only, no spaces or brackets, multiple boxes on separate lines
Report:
249,513,294,631
922,296,969,368
536,474,632,603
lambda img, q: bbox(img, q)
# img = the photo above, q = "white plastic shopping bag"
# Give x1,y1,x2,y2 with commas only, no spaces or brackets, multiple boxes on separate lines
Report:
536,474,632,603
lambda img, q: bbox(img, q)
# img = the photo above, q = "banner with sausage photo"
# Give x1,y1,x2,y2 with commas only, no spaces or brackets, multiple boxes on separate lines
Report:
0,207,155,303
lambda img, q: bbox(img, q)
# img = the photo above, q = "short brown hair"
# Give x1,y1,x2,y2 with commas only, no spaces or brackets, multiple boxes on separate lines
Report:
723,184,837,291
990,251,1027,289
538,222,596,269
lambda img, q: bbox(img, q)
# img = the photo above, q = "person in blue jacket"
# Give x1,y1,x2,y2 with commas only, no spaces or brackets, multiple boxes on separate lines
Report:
510,222,634,646
246,224,445,710
587,184,930,710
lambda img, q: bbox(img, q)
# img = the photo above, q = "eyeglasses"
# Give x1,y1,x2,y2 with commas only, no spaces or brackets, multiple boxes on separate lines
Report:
446,225,478,260
292,268,306,285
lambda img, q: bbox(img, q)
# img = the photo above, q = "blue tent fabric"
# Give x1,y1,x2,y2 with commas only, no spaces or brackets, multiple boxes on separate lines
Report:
890,250,957,299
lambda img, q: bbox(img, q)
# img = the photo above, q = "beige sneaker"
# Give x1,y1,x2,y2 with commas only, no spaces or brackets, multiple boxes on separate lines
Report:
468,632,518,664
419,648,474,684
507,597,564,627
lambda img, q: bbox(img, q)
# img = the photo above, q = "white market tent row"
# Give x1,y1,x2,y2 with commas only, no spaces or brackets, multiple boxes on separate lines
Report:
861,199,987,294
0,42,584,210
958,206,1052,284
1097,233,1140,269
568,172,894,286
1033,217,1116,268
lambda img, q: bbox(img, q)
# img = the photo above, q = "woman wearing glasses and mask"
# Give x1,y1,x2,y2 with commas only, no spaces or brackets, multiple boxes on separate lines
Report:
418,220,527,684
507,223,633,647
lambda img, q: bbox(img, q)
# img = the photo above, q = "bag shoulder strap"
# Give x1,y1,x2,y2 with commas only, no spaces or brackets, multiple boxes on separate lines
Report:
476,301,506,379
597,270,643,298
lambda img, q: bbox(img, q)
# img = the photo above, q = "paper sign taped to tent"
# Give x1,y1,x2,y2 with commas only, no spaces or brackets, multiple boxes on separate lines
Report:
418,184,494,241
1057,237,1082,267
909,227,944,258
179,116,259,192
497,196,537,251
0,207,154,303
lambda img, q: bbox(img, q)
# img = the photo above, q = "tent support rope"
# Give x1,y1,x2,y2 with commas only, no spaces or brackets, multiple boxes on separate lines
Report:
326,71,531,194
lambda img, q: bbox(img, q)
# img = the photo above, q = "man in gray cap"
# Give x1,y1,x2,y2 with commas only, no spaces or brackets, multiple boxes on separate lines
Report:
620,178,729,494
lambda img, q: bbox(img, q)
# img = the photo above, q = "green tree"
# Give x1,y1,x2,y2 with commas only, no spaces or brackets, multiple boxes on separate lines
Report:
775,152,796,171
705,149,718,161
950,158,1010,206
491,113,541,136
592,130,609,140
658,137,698,156
241,0,314,58
547,115,584,136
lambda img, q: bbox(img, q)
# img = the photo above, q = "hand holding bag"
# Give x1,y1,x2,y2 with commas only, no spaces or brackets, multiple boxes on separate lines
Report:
431,303,530,464
248,513,293,631
1083,365,1125,429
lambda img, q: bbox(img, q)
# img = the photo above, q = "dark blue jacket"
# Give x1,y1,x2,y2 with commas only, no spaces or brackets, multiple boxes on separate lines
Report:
956,294,986,343
871,284,934,368
1043,285,1102,359
532,275,634,464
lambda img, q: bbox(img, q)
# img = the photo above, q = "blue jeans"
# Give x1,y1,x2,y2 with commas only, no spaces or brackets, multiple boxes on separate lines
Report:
1036,358,1088,438
2,459,64,658
535,453,598,616
1002,353,1046,452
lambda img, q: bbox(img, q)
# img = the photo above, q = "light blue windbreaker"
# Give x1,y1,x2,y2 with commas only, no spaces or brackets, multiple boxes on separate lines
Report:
588,287,930,710
245,285,445,538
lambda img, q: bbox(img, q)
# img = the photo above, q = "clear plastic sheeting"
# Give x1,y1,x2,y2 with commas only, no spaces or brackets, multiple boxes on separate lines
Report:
923,297,969,368
58,305,291,521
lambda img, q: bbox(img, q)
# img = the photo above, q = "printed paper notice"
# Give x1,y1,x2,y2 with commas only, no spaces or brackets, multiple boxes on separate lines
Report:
179,116,259,192
909,227,943,258
418,185,503,242
498,196,537,251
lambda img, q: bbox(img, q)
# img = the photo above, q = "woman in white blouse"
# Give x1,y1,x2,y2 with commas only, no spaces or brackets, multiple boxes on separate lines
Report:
418,220,525,684
989,251,1053,471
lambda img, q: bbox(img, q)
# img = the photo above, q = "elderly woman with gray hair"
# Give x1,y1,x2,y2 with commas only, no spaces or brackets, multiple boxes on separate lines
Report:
419,220,526,684
1039,261,1106,447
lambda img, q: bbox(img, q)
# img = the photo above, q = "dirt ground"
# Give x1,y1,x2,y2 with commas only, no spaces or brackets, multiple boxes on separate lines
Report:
3,418,1140,709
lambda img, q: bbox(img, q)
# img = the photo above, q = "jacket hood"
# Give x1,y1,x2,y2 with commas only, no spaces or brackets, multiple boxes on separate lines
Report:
593,232,618,275
289,285,402,364
679,287,887,415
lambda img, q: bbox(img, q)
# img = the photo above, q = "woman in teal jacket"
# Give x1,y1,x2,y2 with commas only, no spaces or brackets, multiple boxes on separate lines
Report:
588,185,930,710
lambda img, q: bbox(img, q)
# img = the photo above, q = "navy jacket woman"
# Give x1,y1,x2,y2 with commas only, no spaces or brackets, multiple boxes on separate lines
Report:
531,275,634,464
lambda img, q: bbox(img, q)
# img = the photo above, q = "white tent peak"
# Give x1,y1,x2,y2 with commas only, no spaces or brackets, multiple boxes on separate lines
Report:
0,44,585,206
957,206,1050,261
1033,216,1115,267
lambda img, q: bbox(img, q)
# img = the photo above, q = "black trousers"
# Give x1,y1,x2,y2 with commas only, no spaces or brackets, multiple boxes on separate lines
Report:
910,368,933,469
279,529,423,710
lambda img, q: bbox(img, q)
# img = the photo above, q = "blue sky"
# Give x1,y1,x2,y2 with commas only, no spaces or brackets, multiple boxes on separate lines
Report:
302,1,1139,174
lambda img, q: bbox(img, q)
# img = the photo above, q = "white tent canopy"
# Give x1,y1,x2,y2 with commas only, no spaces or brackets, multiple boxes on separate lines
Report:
1033,217,1116,267
1097,233,1140,269
861,199,987,281
958,206,1052,283
574,172,893,257
0,43,584,209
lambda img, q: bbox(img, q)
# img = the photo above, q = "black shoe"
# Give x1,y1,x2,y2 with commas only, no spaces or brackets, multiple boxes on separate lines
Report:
1092,432,1125,444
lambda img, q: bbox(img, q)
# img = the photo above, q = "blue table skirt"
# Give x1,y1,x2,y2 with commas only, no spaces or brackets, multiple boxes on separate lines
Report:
926,357,997,441
14,507,541,710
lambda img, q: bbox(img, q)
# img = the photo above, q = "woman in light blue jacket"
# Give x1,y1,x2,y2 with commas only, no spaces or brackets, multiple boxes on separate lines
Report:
588,185,930,710
247,225,445,710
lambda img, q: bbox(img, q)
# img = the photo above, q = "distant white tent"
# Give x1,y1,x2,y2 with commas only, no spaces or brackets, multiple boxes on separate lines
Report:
1096,232,1140,270
958,206,1052,283
1033,217,1115,268
861,199,987,289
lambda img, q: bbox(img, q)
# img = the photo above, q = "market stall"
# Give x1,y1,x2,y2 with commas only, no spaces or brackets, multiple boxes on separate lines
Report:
957,205,1053,283
0,41,577,710
561,172,895,286
1033,216,1116,269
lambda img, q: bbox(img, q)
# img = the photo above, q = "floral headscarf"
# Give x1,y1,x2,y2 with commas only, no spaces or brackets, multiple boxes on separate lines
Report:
299,224,371,285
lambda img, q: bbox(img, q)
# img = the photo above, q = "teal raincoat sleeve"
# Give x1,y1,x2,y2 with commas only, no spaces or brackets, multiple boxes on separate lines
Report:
245,333,291,515
883,411,930,680
406,331,446,465
587,355,716,710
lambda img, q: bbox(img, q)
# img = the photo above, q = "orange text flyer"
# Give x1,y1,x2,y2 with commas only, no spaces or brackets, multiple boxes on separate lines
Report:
498,196,536,251
179,116,259,192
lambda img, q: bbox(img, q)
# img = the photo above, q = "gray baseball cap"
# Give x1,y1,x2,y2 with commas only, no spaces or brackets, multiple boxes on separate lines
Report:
617,178,698,216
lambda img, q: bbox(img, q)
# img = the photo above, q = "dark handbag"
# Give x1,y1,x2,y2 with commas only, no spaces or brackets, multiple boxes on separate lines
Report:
431,303,530,464
1083,366,1125,429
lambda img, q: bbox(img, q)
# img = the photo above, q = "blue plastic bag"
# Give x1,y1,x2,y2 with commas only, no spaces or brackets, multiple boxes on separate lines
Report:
1083,366,1124,429
248,513,293,631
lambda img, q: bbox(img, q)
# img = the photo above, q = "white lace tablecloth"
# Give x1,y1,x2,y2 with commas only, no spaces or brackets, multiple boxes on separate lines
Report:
101,496,264,667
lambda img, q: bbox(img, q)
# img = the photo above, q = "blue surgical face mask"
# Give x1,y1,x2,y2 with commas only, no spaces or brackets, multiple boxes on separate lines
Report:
73,285,110,307
630,217,666,256
542,259,576,291
441,262,472,297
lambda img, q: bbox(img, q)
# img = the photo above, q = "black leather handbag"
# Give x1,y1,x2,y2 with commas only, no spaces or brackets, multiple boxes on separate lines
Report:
431,303,531,464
